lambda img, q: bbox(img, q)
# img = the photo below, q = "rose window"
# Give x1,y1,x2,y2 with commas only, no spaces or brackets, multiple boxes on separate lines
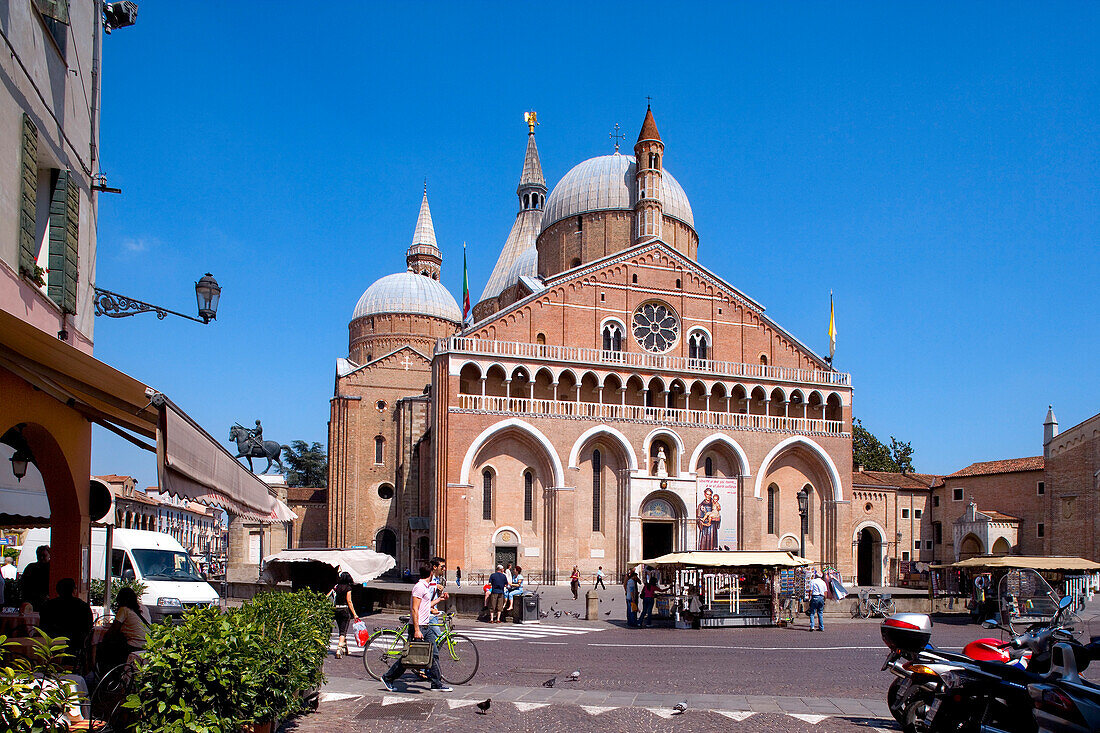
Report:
632,301,679,353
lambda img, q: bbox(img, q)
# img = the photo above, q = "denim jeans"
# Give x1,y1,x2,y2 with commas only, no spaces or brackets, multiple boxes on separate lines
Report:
639,596,656,626
809,595,825,630
626,597,638,627
383,621,443,687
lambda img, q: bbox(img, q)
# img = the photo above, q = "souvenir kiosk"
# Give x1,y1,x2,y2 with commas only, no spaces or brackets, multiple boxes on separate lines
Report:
639,551,812,628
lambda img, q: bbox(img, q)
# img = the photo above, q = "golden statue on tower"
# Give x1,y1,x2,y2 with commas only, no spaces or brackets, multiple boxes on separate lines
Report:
524,110,538,133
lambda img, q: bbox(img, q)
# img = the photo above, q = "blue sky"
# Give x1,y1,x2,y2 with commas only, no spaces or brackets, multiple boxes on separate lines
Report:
91,3,1099,488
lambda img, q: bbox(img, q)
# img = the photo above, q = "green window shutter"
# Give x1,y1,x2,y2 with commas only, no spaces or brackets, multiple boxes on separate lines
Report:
47,169,79,314
17,114,39,279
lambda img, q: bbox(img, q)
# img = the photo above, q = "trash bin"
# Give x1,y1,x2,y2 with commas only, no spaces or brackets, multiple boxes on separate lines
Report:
519,592,540,623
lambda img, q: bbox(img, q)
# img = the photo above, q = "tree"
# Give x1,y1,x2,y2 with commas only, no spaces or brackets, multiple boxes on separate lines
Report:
282,440,327,487
853,420,916,473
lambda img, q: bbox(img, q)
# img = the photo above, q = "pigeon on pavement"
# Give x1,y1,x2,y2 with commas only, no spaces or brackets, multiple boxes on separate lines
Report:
542,677,556,688
604,611,612,616
476,699,491,714
673,701,687,714
567,670,580,681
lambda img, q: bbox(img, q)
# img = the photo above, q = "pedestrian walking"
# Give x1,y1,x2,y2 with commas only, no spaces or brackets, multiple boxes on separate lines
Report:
381,565,452,692
330,571,361,658
455,566,461,587
594,566,606,590
808,570,828,632
625,571,640,627
570,566,580,600
488,564,508,623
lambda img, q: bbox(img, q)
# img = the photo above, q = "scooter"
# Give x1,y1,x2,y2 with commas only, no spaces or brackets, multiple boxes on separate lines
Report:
1026,639,1100,733
881,569,1084,733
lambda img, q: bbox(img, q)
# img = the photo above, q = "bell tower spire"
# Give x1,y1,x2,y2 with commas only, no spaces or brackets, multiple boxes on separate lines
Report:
518,111,546,211
407,184,442,280
633,103,664,244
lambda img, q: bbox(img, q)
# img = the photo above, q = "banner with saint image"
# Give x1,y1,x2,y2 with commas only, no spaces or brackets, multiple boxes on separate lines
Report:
696,478,738,550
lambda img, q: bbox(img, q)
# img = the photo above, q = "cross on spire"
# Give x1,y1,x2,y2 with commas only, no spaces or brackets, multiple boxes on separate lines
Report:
646,95,653,109
609,123,625,152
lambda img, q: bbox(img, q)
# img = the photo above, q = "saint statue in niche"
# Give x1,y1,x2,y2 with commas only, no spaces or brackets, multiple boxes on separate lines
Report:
655,446,668,478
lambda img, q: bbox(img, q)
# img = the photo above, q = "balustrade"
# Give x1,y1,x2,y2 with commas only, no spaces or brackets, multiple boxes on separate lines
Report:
454,394,846,435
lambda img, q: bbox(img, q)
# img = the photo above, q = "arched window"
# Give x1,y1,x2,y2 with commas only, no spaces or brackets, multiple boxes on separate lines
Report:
704,456,714,477
523,193,530,208
767,484,779,535
482,469,493,520
523,470,533,522
576,216,582,232
602,323,623,355
688,331,709,364
374,436,384,465
632,274,638,284
760,354,769,366
649,152,660,169
592,450,601,532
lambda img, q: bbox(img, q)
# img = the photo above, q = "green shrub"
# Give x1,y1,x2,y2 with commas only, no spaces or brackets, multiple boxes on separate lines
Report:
0,633,83,732
123,591,334,731
88,577,148,607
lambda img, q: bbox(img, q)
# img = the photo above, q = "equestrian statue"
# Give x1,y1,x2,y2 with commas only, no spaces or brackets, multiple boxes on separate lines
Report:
228,420,288,474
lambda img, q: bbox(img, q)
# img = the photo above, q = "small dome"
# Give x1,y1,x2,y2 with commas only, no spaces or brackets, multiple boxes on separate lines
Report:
541,154,694,233
505,246,538,284
352,272,461,323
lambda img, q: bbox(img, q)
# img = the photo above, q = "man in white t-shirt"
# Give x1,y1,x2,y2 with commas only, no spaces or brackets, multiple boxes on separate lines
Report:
0,556,16,581
808,572,829,631
381,564,452,692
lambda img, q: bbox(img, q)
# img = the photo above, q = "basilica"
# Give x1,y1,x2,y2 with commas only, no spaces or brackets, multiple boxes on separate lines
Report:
327,107,856,582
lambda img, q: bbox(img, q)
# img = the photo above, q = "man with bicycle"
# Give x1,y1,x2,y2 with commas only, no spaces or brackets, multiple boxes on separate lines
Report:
381,561,453,692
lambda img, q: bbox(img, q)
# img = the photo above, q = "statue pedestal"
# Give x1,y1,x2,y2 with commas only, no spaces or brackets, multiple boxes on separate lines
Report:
226,474,291,584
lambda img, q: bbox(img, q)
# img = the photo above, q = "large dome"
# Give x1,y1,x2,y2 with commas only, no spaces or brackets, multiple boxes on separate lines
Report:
540,153,694,233
352,271,462,323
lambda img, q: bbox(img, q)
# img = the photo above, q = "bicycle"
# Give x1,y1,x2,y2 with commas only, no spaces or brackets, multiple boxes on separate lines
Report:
362,612,479,685
852,588,896,618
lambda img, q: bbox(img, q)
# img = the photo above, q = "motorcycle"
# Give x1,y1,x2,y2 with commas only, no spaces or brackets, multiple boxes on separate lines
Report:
881,568,1085,733
1026,632,1100,733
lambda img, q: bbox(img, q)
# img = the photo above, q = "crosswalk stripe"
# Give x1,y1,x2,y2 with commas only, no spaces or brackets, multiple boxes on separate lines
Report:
789,713,830,724
513,702,550,712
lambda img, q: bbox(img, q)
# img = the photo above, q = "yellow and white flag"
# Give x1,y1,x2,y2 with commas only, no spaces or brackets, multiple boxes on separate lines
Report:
828,291,836,361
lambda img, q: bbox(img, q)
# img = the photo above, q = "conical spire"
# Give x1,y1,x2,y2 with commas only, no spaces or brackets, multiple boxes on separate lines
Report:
637,104,661,143
410,184,438,250
407,185,442,279
519,129,545,189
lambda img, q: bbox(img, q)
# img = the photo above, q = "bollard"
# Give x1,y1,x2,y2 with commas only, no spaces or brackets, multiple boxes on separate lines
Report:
585,589,599,620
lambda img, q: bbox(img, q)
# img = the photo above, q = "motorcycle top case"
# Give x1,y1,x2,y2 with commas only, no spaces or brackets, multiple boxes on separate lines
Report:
880,613,932,652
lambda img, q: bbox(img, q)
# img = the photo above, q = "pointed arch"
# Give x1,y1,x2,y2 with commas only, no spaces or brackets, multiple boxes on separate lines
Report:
688,434,749,477
460,418,565,487
753,436,843,501
568,425,638,471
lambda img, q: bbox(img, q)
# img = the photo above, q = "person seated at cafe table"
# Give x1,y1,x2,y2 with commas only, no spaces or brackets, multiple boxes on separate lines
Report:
41,578,93,658
99,587,149,670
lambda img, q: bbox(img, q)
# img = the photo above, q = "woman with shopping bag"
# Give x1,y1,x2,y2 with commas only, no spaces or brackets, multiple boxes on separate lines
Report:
330,571,362,658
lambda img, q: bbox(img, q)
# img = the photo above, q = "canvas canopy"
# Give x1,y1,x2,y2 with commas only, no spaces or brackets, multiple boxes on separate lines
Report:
0,310,294,522
636,551,813,568
936,556,1100,573
261,548,396,585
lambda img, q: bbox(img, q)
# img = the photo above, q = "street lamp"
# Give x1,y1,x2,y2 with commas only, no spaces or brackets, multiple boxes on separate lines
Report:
93,273,220,324
797,487,809,558
9,448,30,482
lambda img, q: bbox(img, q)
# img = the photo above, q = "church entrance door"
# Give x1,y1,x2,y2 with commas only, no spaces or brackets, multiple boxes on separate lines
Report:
494,546,517,570
641,522,674,561
857,528,880,586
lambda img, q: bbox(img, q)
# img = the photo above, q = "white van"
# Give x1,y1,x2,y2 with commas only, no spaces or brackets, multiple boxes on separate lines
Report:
18,527,220,622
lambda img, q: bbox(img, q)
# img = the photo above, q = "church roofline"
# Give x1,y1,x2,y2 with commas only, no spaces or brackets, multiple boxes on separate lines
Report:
460,239,836,372
336,344,431,378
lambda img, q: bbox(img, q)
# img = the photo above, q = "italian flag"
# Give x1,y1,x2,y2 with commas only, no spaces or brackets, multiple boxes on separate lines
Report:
462,242,470,324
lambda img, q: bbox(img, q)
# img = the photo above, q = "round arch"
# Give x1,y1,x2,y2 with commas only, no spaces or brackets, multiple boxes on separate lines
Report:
643,428,685,476
688,434,750,477
753,436,843,501
567,425,638,471
490,525,523,547
460,418,565,487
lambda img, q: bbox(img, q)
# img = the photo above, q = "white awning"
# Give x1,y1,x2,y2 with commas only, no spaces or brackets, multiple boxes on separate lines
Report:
261,548,396,584
634,551,813,568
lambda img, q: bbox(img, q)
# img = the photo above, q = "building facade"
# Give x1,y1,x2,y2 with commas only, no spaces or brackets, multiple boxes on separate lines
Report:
329,108,860,581
98,475,226,558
